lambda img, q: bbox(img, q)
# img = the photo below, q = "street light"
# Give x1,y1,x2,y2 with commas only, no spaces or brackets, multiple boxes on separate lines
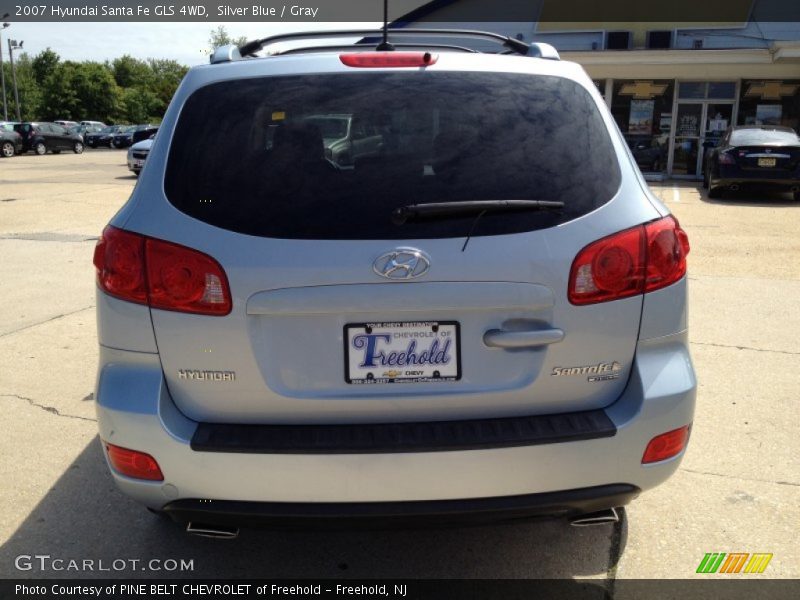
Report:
8,38,22,121
0,19,9,122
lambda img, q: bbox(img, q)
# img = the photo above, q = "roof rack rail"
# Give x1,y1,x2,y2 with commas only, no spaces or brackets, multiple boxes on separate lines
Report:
277,42,479,56
236,28,535,59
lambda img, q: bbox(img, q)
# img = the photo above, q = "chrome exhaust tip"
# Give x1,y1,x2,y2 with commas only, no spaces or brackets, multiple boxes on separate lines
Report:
570,507,620,527
186,522,239,539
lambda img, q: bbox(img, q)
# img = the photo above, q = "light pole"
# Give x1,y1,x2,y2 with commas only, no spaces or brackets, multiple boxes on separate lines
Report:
0,18,9,121
8,38,21,121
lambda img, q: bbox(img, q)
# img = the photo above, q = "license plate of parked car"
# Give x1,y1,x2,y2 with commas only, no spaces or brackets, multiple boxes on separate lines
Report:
345,321,460,384
758,157,776,167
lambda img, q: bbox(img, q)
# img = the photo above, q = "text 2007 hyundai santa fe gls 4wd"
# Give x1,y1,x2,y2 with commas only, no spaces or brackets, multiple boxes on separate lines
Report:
92,30,695,537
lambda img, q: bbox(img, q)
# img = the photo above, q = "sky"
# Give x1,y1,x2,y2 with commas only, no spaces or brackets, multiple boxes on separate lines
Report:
1,22,380,66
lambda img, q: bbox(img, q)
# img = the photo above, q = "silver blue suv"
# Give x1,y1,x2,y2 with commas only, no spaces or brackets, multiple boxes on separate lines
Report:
93,30,695,537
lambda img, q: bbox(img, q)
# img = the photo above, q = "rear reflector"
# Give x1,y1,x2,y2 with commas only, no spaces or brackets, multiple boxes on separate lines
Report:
105,443,164,481
93,226,232,315
642,425,691,464
340,52,438,68
568,215,690,305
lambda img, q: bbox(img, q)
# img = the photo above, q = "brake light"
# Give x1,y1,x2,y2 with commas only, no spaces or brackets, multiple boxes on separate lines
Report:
718,152,735,165
93,226,232,315
568,215,690,305
642,425,691,464
105,443,164,481
340,52,438,68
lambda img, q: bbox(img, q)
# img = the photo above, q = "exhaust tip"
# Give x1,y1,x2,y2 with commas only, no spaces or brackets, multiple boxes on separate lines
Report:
570,507,619,527
186,522,239,539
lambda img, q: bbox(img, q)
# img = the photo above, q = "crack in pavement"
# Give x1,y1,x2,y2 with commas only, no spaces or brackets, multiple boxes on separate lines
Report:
680,467,799,487
0,305,95,338
690,341,800,356
1,394,96,423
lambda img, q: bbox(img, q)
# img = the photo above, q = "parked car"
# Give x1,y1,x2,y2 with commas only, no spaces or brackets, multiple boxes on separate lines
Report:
72,124,104,142
113,124,155,149
627,135,668,172
704,125,800,199
1,128,23,157
127,137,153,176
0,121,19,131
85,125,125,148
81,120,107,128
13,122,84,155
93,31,694,535
54,120,79,128
132,125,158,145
303,114,383,167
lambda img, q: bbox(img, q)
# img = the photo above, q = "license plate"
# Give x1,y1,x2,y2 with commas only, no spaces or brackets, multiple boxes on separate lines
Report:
345,321,460,384
758,157,776,167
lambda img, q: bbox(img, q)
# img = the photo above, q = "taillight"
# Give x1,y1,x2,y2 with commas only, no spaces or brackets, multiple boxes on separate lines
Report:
642,425,691,464
93,226,232,315
718,153,735,165
340,52,438,68
568,215,690,305
105,443,164,481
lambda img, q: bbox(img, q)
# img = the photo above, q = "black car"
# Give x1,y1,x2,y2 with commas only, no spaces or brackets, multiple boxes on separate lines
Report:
704,125,800,199
13,122,85,155
112,124,155,149
132,126,158,145
85,125,125,148
1,128,23,157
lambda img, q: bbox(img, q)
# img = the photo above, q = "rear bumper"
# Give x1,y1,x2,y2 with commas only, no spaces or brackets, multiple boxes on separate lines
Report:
95,327,695,515
711,173,800,190
162,484,640,528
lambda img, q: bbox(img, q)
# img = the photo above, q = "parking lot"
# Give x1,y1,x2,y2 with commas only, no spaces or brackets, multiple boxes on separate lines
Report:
0,150,797,585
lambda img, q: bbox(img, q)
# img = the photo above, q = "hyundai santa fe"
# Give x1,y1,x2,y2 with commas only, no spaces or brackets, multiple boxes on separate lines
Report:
92,30,695,536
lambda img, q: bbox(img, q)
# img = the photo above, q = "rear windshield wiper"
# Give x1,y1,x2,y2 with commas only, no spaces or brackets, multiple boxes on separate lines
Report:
391,200,565,225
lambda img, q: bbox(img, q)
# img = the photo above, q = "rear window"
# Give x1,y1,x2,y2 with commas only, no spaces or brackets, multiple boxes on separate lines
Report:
165,71,621,240
731,129,799,145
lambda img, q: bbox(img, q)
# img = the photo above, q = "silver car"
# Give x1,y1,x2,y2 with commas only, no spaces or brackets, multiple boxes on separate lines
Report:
126,137,153,176
93,30,695,536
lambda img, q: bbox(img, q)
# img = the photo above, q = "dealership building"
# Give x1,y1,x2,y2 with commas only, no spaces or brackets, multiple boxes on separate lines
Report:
391,0,800,179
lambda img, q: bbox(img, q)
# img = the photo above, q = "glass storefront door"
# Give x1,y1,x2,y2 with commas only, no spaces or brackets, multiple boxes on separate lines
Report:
672,102,734,177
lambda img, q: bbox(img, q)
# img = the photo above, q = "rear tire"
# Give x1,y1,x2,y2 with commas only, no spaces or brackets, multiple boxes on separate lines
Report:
702,169,709,189
73,142,84,154
1,141,14,157
34,142,47,155
708,185,722,199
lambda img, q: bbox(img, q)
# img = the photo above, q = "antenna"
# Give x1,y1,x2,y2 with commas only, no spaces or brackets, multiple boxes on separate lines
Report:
375,0,394,51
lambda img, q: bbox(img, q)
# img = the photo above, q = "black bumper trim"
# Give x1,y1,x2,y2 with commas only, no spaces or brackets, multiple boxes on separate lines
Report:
191,409,616,454
163,484,640,528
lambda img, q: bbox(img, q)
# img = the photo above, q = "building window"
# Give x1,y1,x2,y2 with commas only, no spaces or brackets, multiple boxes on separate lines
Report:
611,80,675,172
738,80,800,130
647,31,672,49
606,31,631,50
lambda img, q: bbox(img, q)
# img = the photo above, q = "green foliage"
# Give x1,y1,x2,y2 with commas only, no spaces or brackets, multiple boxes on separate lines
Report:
1,31,212,123
208,25,248,54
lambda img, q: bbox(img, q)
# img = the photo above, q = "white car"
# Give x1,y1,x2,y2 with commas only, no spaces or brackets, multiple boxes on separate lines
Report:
127,137,153,176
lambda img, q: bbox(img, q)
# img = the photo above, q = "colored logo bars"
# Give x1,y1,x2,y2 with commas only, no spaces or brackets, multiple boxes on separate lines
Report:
696,552,773,574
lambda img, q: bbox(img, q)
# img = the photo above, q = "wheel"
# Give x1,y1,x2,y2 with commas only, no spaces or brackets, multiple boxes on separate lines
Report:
73,142,84,154
34,142,47,155
702,168,709,189
1,141,14,157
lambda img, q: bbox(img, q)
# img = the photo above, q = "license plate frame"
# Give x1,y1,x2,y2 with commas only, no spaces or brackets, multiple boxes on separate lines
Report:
344,321,461,384
757,157,776,167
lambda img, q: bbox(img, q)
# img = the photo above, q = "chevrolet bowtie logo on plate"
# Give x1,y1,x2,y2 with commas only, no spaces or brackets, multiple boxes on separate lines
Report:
373,248,430,280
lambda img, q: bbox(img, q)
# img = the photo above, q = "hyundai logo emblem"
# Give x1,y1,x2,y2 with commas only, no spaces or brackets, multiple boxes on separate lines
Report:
373,248,430,280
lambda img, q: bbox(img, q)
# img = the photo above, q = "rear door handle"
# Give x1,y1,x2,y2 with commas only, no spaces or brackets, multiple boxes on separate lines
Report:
483,328,564,349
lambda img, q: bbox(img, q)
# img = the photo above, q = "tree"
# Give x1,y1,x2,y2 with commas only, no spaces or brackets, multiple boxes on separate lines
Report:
120,87,160,123
110,55,153,89
147,58,189,112
5,53,42,120
31,48,60,86
208,26,247,54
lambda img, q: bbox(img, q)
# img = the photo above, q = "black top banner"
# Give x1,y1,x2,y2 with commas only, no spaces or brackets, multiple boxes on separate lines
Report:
1,0,799,22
